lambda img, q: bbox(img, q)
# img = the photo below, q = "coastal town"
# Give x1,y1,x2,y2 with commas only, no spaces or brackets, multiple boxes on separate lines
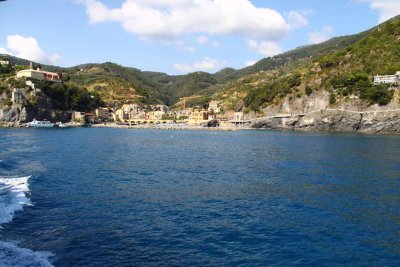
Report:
3,60,247,129
1,56,400,133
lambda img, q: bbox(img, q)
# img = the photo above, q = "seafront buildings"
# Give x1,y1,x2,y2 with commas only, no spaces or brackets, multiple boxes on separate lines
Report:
10,63,244,126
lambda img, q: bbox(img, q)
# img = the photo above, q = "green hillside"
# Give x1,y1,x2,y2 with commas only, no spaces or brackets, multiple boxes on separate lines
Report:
226,15,400,111
2,15,399,111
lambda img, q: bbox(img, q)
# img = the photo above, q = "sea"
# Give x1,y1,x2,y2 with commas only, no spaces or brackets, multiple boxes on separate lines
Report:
0,128,399,266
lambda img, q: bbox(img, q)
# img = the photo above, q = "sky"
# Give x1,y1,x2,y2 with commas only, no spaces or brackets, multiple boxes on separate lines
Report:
0,0,399,74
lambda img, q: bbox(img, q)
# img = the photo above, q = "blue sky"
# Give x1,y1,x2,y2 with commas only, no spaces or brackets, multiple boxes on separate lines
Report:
0,0,399,74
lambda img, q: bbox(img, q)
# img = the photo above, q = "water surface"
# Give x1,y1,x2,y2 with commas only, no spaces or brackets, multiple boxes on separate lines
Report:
0,128,399,266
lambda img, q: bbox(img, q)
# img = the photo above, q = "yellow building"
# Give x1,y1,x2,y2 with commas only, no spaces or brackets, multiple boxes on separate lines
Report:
95,108,109,120
114,109,124,122
189,109,209,124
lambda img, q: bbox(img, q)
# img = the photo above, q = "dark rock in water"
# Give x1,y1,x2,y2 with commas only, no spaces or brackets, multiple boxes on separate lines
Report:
206,120,220,127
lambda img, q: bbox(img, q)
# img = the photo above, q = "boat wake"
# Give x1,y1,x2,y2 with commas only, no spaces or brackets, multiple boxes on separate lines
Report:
0,176,54,267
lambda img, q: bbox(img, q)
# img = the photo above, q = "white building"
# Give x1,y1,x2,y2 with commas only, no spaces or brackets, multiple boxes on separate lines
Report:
0,60,10,66
374,71,400,85
72,112,86,122
121,104,139,119
17,68,60,82
208,101,221,113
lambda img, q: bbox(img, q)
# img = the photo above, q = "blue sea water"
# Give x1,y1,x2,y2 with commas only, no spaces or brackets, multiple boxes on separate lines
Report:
0,128,400,266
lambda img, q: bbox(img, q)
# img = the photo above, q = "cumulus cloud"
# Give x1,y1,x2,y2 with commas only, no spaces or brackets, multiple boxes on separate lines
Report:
81,0,289,41
356,0,400,23
0,35,61,64
308,26,334,44
174,57,226,73
247,40,283,57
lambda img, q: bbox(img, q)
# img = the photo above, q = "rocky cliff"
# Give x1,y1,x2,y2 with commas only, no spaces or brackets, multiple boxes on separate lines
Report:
251,90,400,134
0,105,72,127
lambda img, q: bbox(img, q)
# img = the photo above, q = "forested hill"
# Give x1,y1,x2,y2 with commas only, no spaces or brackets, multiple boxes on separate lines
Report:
1,15,398,109
237,15,400,111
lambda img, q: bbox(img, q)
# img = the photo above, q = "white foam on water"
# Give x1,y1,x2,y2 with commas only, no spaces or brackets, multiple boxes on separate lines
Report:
0,176,32,226
0,241,54,267
0,176,54,267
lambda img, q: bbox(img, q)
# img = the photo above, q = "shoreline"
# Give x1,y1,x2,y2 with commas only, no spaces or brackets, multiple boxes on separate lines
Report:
1,122,400,136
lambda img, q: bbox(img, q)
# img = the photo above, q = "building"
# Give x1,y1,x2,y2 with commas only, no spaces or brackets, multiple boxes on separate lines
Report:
95,107,109,121
72,112,86,123
11,88,25,104
121,104,139,120
374,71,400,85
189,109,209,124
0,60,10,66
16,67,61,82
114,109,124,122
208,101,221,113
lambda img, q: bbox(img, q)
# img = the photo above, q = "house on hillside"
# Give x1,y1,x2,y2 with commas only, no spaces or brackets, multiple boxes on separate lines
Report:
0,60,10,66
373,71,400,85
17,66,61,82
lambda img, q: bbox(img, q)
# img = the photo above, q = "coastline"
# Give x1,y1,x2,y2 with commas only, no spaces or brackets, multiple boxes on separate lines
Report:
2,122,400,135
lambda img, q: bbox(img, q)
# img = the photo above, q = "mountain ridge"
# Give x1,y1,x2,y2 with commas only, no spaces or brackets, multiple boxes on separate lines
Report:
1,15,399,109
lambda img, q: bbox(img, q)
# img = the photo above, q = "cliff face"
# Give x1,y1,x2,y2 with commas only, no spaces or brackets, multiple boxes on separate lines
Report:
251,90,400,134
0,104,72,127
0,86,74,126
252,110,400,134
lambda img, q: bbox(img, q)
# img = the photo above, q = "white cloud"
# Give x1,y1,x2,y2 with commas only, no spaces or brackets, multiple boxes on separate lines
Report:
308,26,334,44
247,40,283,57
183,46,196,53
0,35,61,64
196,36,209,45
0,47,9,54
287,11,309,29
355,0,400,23
211,41,221,47
245,60,257,67
196,36,221,47
81,0,289,41
174,57,226,73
